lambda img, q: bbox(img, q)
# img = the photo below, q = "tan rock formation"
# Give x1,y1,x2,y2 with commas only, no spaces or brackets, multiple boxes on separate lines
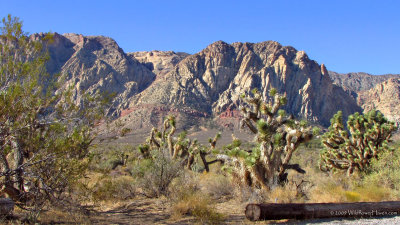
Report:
29,34,364,131
129,51,189,77
358,78,400,125
131,41,360,126
33,32,156,115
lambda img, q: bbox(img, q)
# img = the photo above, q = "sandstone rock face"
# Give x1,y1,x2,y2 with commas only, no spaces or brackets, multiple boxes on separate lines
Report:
131,41,361,126
129,51,189,77
357,78,400,125
32,32,156,115
329,72,400,125
30,34,365,130
328,71,400,99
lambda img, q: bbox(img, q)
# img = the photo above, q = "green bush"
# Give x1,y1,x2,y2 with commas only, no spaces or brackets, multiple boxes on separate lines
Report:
362,147,400,191
137,150,183,197
91,176,136,201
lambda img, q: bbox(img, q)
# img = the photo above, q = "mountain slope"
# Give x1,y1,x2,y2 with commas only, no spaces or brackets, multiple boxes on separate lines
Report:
31,33,365,132
357,78,400,125
32,32,156,115
129,41,361,126
328,71,400,98
129,51,189,77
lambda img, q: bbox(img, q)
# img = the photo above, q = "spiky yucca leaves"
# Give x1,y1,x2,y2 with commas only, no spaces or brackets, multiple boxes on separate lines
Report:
138,115,221,172
225,88,315,189
319,110,397,176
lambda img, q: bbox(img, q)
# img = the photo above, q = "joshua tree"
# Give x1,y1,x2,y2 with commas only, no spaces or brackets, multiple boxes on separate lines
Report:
319,110,397,176
138,115,221,172
224,88,315,190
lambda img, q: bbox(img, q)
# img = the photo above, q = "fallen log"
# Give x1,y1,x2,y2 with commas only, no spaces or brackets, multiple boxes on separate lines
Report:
246,201,400,221
0,198,14,215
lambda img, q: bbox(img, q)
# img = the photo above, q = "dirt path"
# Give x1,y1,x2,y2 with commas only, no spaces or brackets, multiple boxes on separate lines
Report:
16,197,399,224
85,197,249,224
89,198,400,225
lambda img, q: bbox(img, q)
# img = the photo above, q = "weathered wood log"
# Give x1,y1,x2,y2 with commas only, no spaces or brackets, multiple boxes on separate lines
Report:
0,198,14,215
246,201,400,221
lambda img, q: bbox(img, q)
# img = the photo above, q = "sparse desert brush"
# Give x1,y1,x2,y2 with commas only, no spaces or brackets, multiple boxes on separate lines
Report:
352,186,393,202
168,172,224,224
308,179,347,203
89,143,137,172
129,158,154,178
305,170,354,203
267,184,303,203
90,175,136,201
169,171,201,198
362,148,400,191
36,209,91,225
137,150,183,197
198,172,233,200
171,189,224,224
344,191,361,202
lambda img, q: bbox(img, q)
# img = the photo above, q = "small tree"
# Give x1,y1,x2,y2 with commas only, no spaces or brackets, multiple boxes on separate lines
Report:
0,15,102,211
224,88,315,190
319,110,397,175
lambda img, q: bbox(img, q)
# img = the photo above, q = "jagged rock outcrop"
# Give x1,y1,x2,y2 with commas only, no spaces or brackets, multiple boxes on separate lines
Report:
130,41,361,126
328,72,400,125
32,32,156,115
27,34,365,130
328,71,400,99
357,78,400,125
129,51,189,77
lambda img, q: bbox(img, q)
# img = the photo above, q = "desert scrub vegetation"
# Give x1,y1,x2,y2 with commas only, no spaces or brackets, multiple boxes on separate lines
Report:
136,150,183,197
89,143,136,173
169,171,226,224
0,14,108,223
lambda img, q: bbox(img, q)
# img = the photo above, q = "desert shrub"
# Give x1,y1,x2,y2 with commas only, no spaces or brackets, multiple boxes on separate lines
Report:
90,175,136,201
171,191,224,224
308,178,347,203
89,144,136,173
0,15,107,217
137,150,183,197
129,158,154,178
352,186,393,202
362,148,400,191
170,175,224,224
198,172,233,201
344,191,361,202
120,127,132,137
267,184,304,203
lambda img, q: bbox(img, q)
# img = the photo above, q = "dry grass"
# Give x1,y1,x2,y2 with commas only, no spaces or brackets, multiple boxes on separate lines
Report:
198,172,233,201
167,171,225,224
353,186,393,202
171,190,225,224
268,184,305,203
37,209,91,224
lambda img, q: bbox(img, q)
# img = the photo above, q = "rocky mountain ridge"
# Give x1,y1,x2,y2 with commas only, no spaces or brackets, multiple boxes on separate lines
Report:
32,32,156,115
128,40,360,127
33,32,400,137
328,71,400,125
328,71,400,98
357,78,400,125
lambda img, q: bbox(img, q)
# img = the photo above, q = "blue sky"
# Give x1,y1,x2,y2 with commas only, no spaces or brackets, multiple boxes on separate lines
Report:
1,0,400,74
